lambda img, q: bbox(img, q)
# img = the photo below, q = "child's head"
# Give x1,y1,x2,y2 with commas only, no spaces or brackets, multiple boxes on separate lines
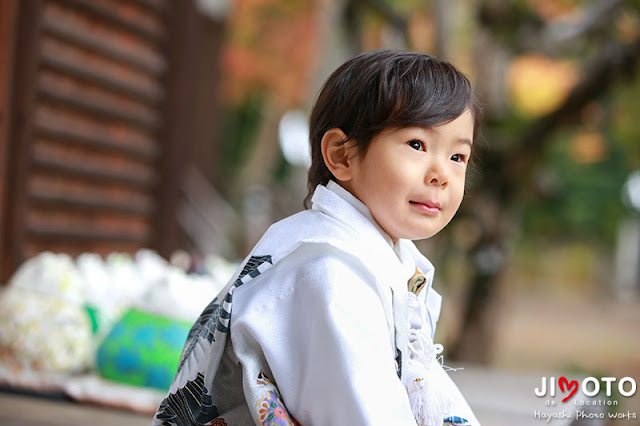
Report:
306,49,482,241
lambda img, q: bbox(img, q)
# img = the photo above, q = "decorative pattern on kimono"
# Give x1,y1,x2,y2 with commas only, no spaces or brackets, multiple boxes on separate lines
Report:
255,371,300,425
444,416,471,425
154,255,277,425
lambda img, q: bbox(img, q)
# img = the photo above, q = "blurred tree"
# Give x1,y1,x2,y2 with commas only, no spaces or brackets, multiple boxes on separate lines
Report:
454,0,640,362
216,0,327,202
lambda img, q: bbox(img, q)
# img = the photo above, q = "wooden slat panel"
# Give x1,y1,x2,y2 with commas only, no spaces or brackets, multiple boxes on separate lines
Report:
34,103,158,159
28,172,154,215
23,0,167,261
153,1,197,257
3,0,198,280
30,190,152,215
136,0,168,14
38,69,160,130
32,138,156,188
40,35,164,104
1,0,44,282
27,208,151,241
42,1,166,75
53,0,166,42
0,0,18,282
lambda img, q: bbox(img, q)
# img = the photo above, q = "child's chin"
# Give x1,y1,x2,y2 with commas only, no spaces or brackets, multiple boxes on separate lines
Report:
401,230,439,241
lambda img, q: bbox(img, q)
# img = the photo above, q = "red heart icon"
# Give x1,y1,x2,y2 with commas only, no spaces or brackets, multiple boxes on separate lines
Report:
559,376,578,402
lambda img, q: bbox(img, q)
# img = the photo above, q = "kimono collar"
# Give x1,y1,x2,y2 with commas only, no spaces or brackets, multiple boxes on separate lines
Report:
308,183,441,339
321,182,434,280
324,180,395,248
310,183,435,285
311,182,395,254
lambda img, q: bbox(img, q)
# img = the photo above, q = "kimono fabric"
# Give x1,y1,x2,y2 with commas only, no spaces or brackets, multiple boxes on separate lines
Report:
153,183,480,426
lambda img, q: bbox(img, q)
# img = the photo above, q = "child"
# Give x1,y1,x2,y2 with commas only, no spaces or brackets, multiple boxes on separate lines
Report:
153,49,482,426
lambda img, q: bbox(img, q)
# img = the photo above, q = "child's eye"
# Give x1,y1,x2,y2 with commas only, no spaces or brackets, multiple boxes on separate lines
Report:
408,140,424,151
451,154,466,163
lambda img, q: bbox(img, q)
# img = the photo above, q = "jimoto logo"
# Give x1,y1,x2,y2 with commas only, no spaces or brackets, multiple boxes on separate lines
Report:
534,376,637,402
533,376,638,422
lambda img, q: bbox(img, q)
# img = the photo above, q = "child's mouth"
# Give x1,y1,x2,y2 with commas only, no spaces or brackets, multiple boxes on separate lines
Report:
409,201,440,214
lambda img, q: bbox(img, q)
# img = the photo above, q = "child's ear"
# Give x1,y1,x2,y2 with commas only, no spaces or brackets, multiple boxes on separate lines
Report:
321,128,355,182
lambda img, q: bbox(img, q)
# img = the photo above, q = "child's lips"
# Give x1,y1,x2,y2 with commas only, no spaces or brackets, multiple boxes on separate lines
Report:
409,200,441,214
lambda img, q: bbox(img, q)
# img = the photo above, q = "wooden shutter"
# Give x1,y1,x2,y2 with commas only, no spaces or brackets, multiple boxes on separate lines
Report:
1,0,197,281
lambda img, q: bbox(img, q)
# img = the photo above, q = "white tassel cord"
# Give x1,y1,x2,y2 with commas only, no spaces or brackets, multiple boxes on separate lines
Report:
406,328,448,426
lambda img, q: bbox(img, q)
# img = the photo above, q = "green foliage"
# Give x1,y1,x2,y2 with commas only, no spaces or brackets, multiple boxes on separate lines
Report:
521,128,632,244
272,153,292,184
518,69,640,243
217,92,266,195
611,73,640,171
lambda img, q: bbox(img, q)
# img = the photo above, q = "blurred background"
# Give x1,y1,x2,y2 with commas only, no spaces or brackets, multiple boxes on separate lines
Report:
0,0,639,424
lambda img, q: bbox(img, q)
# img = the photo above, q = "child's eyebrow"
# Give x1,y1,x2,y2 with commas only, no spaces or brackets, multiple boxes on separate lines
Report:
457,137,473,147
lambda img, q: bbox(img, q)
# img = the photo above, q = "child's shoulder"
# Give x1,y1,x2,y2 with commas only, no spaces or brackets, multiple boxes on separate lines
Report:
247,207,417,288
270,207,361,244
253,207,362,265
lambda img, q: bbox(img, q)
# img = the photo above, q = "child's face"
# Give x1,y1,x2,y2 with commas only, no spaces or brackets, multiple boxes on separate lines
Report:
342,109,474,242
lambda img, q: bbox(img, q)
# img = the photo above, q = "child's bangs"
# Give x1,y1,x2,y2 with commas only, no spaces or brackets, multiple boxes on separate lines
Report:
384,57,475,130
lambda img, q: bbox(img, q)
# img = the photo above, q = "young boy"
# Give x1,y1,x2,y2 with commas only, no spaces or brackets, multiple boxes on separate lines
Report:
154,49,482,426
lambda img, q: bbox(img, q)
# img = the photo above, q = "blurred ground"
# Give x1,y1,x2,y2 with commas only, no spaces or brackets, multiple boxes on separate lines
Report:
493,293,640,380
0,391,152,426
459,291,640,425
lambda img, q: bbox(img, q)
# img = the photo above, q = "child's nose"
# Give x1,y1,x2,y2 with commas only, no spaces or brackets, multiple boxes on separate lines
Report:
425,159,448,187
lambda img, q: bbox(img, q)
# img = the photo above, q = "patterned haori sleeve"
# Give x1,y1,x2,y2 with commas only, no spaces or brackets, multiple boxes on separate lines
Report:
153,256,278,425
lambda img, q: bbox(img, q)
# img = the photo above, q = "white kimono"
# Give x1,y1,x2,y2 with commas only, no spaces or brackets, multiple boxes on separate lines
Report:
153,182,479,426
